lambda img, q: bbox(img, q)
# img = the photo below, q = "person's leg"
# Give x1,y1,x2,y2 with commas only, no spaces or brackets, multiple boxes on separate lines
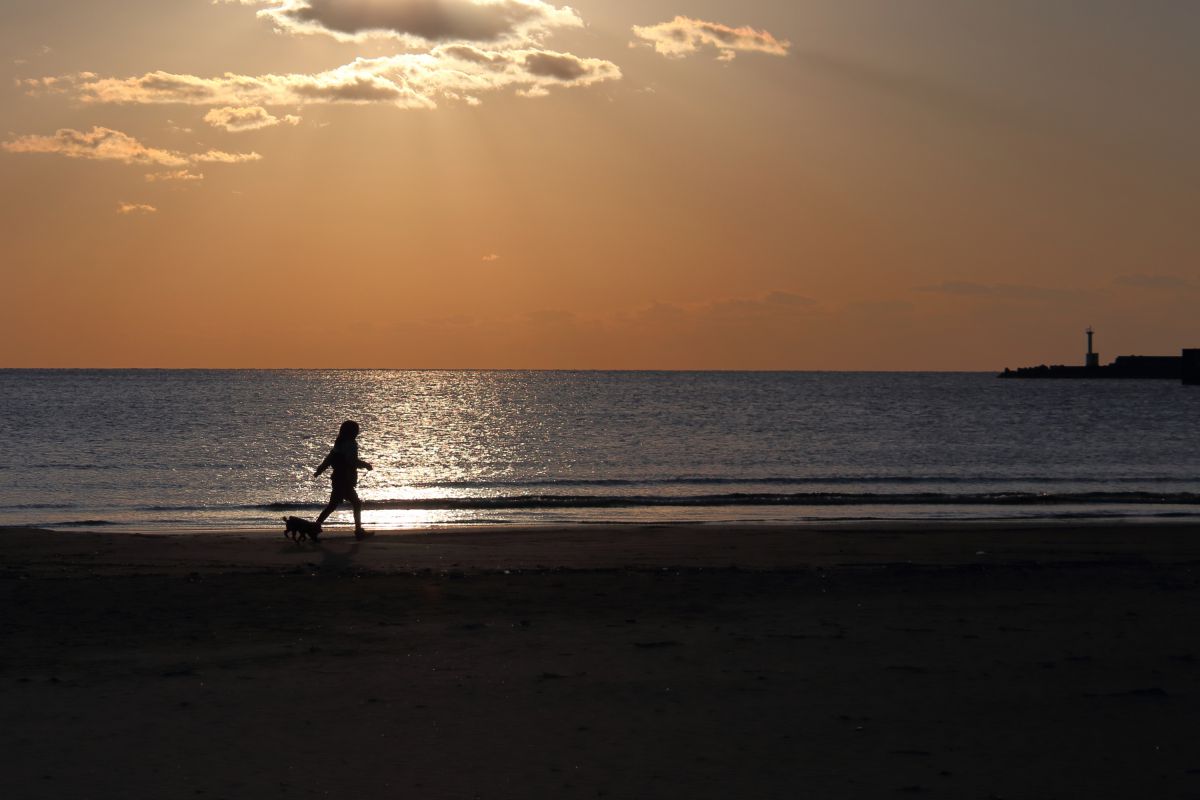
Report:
316,490,342,525
349,488,365,534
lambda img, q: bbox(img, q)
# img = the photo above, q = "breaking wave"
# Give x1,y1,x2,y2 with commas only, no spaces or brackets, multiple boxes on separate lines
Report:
244,491,1200,513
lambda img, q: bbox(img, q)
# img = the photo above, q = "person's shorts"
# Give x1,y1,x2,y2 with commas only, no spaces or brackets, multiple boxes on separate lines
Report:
330,481,359,504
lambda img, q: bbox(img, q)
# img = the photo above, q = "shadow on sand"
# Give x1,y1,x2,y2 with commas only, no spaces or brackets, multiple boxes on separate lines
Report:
278,534,364,573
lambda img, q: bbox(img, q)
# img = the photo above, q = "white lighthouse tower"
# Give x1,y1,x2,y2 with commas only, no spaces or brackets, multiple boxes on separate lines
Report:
1085,327,1100,368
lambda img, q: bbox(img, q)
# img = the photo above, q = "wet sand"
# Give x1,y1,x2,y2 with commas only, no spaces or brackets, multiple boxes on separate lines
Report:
2,522,1199,798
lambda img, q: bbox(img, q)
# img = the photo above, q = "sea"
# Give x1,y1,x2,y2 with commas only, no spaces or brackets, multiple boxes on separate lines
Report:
1,370,1198,531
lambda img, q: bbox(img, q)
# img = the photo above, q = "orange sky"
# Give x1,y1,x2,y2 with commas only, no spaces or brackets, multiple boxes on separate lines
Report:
1,0,1197,369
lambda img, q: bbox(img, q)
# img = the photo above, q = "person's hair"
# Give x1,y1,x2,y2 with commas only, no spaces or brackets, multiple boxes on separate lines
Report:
336,420,360,444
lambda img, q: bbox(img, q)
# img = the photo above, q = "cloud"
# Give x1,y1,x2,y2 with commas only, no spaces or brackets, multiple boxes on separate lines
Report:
24,46,620,110
523,51,589,80
117,202,157,215
915,281,1079,302
1,126,261,167
2,126,190,166
204,105,301,132
192,149,264,163
226,0,582,46
145,169,205,182
631,16,790,61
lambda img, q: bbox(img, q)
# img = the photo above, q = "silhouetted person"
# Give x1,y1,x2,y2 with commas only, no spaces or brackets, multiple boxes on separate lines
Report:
314,420,373,539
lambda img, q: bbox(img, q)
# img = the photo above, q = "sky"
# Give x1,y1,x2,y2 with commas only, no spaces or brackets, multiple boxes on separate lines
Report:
1,0,1197,369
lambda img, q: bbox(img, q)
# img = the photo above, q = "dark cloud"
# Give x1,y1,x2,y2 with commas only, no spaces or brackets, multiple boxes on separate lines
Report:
524,52,590,81
293,76,407,103
35,46,619,110
291,0,535,41
138,73,218,100
441,45,512,68
264,0,580,44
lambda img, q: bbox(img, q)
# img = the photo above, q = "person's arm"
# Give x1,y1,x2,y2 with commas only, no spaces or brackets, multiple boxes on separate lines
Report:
314,451,333,477
356,458,373,471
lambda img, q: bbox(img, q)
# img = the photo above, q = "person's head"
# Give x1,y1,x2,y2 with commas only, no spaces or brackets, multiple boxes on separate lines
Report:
336,420,360,443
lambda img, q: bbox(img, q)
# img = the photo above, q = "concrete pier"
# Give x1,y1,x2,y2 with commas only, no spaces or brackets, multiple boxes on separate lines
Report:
1183,349,1200,385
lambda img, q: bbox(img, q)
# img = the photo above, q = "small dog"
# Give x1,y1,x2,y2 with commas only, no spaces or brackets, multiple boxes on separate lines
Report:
283,516,322,543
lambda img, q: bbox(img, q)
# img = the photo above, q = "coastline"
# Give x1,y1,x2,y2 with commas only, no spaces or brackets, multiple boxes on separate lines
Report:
3,522,1199,798
5,519,1200,576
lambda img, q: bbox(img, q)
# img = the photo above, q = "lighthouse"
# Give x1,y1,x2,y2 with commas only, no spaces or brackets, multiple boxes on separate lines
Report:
1085,327,1100,368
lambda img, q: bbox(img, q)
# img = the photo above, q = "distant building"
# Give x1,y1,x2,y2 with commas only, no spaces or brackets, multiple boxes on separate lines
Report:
1184,349,1200,385
1085,327,1100,369
999,329,1188,380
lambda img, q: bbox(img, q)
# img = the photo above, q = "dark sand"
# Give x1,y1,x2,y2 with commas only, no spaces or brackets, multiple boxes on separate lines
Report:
2,523,1199,799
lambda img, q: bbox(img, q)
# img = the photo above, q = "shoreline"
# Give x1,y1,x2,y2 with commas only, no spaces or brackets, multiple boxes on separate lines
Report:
26,513,1200,534
16,500,1200,537
5,519,1200,576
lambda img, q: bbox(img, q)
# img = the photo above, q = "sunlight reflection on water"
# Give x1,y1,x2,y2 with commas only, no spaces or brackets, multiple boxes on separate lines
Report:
3,370,1200,529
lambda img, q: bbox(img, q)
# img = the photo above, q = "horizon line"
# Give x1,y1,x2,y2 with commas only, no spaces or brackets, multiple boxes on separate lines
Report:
0,366,1001,373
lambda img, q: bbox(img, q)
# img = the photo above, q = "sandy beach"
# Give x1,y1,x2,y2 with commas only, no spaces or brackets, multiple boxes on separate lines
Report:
2,522,1199,799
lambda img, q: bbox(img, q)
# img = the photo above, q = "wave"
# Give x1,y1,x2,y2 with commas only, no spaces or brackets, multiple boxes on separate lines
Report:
249,491,1200,512
24,462,256,471
16,468,1198,485
32,490,1200,516
405,475,1200,489
0,503,77,510
24,463,124,471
